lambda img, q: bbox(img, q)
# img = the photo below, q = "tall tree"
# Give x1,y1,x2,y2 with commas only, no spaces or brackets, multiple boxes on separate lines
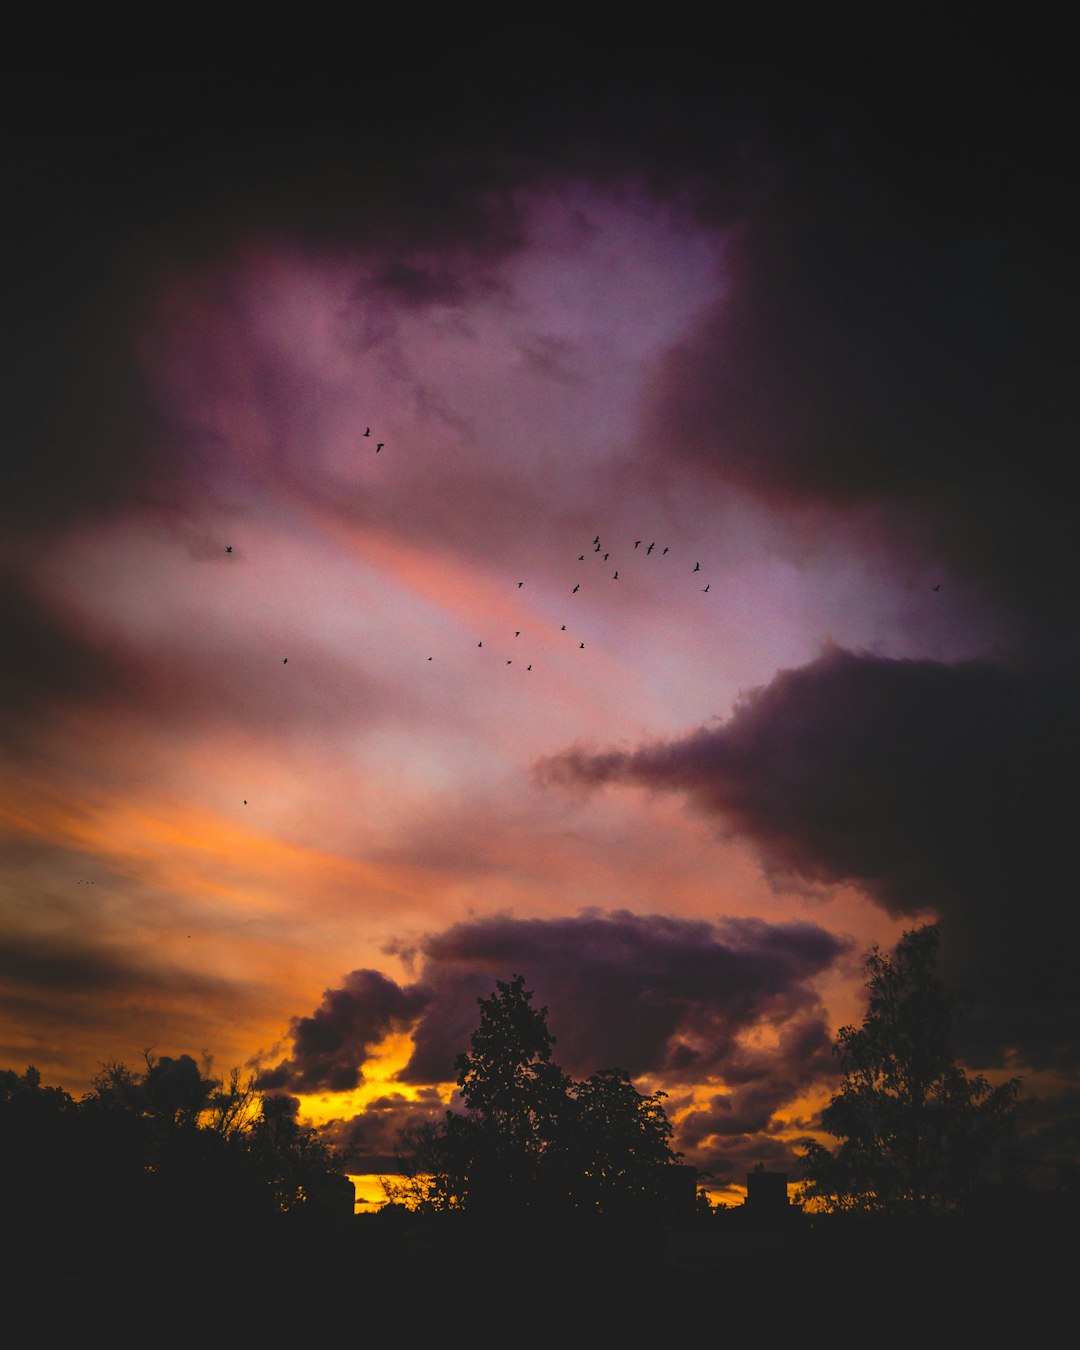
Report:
392,975,681,1216
799,924,1020,1214
453,974,572,1209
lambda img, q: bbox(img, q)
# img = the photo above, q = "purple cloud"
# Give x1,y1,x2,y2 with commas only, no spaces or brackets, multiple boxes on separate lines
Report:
259,970,430,1093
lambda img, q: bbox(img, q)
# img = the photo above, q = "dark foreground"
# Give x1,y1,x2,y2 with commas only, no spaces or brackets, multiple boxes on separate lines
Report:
18,1205,1065,1342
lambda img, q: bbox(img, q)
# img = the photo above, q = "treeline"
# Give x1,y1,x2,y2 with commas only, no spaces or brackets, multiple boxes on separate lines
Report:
3,925,1035,1241
1,1053,347,1235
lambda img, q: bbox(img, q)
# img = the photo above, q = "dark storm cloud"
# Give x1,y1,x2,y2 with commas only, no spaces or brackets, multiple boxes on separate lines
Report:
390,909,846,1086
639,33,1077,651
10,17,1071,549
0,13,848,531
539,646,1080,1072
272,911,847,1171
268,911,845,1095
260,970,430,1094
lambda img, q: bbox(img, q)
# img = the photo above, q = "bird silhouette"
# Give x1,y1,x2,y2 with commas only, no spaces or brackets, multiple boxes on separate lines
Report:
933,584,941,592
702,585,709,592
363,427,371,436
613,571,618,579
518,581,524,588
478,641,483,647
662,547,669,555
282,658,288,664
603,552,609,560
647,542,654,555
225,545,232,553
243,800,247,805
578,555,585,561
561,625,566,631
527,664,532,671
579,642,585,649
572,584,580,593
506,660,512,665
376,442,384,452
635,540,641,548
593,536,600,545
693,562,700,572
515,630,521,637
594,543,601,552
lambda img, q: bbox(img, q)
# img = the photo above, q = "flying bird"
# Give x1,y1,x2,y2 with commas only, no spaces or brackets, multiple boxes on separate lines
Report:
693,562,700,572
376,442,384,452
561,625,566,630
635,540,641,548
478,641,483,647
282,658,288,664
593,536,600,545
646,542,654,554
527,665,532,671
933,584,941,592
572,584,580,593
225,545,232,553
702,585,710,592
363,427,371,436
518,581,524,588
506,660,512,665
579,642,585,649
515,631,521,636
578,555,585,561
603,552,609,560
662,547,669,554
613,571,618,579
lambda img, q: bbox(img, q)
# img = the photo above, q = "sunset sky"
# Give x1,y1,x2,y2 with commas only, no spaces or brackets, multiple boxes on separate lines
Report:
3,16,1076,1203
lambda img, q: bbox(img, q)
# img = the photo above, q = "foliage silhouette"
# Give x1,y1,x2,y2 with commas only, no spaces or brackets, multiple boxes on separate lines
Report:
1,1049,347,1236
799,924,1020,1214
388,974,680,1215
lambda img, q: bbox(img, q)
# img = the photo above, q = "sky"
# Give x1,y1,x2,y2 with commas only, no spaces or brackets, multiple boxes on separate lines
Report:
3,15,1077,1202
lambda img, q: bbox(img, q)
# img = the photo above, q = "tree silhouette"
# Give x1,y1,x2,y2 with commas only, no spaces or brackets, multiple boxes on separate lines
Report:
557,1067,679,1215
1,1049,349,1234
391,975,680,1215
799,924,1020,1214
454,974,572,1210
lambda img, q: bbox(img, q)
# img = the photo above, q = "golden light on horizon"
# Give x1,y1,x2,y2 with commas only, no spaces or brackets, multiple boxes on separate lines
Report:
295,1031,453,1129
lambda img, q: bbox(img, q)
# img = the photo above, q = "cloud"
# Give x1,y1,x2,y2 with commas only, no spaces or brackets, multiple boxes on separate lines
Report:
396,910,846,1086
319,1089,448,1172
539,646,1080,1071
270,910,847,1101
637,77,1078,656
259,970,430,1093
271,910,848,1176
678,1016,836,1143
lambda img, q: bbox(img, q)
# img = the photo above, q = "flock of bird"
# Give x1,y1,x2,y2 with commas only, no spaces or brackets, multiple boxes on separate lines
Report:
225,420,942,717
427,525,719,673
222,425,724,684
